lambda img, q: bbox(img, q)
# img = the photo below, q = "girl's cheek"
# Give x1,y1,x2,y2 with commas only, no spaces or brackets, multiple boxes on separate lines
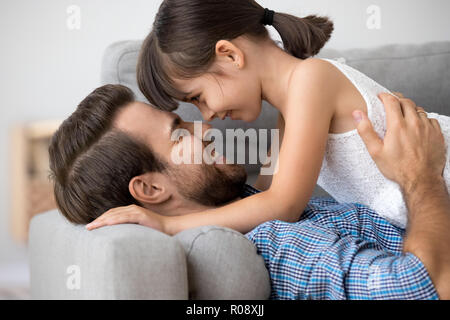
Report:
240,106,260,122
204,103,220,113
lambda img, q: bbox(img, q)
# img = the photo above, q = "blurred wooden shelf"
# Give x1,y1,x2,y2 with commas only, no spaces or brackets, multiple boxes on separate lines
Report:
10,120,63,243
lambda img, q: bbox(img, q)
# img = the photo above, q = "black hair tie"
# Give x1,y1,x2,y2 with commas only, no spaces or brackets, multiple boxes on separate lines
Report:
262,8,275,26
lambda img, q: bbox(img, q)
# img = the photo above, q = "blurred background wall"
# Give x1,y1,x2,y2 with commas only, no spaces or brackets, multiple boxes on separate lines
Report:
1,0,450,294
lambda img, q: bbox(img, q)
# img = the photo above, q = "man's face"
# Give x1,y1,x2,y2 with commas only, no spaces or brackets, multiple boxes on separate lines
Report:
113,101,247,207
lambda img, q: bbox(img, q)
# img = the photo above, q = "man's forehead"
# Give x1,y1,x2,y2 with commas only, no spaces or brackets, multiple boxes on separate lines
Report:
114,101,173,138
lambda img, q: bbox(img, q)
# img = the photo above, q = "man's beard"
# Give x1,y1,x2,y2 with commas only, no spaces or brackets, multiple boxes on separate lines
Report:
168,162,247,207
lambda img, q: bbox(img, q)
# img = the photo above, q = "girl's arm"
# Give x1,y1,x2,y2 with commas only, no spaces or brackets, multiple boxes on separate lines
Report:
253,112,285,191
87,59,338,235
164,59,337,235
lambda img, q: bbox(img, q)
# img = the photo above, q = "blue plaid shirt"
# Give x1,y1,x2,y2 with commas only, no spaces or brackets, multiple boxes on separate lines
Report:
241,184,438,300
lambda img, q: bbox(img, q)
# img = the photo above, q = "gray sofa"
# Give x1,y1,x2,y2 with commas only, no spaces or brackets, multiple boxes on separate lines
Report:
29,40,450,299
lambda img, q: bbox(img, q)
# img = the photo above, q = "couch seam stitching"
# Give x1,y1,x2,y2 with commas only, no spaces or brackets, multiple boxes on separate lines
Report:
343,51,450,63
116,48,141,84
185,228,249,259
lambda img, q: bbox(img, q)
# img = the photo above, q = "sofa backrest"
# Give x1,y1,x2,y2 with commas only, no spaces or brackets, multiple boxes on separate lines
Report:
318,42,450,117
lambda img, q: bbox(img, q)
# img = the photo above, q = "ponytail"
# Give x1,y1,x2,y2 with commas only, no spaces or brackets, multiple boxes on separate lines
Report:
272,13,334,59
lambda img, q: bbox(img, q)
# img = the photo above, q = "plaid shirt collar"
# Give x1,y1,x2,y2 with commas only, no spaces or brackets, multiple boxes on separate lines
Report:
240,184,261,198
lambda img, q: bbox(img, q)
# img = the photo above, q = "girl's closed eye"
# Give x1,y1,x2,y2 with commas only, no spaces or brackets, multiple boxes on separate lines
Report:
190,95,200,103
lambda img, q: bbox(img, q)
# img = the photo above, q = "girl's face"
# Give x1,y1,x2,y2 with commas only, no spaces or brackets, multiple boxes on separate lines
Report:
172,39,264,123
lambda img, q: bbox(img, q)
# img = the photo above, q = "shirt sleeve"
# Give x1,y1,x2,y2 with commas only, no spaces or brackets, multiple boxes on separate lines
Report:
246,220,439,300
340,241,439,300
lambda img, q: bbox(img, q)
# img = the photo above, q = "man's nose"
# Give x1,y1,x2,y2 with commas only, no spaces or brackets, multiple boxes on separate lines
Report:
186,121,212,138
193,122,212,139
202,122,213,132
199,107,215,122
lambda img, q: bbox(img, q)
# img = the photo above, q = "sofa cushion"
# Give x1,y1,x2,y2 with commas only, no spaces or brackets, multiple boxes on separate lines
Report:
29,210,189,299
174,226,271,300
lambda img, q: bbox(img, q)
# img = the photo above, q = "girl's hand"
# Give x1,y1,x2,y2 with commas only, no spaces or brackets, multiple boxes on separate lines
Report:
85,205,167,233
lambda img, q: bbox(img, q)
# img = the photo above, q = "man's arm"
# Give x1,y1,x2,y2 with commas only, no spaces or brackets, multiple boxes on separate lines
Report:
354,93,450,299
402,176,450,298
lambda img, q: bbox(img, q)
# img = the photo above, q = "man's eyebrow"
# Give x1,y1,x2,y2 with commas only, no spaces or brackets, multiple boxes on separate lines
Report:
170,115,182,136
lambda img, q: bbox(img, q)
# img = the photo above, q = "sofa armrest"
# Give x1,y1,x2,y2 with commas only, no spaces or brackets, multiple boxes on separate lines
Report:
175,226,271,300
29,210,188,299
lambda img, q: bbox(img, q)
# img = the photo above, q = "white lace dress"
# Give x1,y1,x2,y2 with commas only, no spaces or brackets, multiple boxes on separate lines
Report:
317,58,450,229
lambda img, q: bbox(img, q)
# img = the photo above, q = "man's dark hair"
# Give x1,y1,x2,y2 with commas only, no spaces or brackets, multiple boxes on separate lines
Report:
49,84,166,224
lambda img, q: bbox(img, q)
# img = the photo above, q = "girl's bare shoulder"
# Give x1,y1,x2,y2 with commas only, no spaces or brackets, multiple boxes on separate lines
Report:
289,58,343,93
286,58,342,114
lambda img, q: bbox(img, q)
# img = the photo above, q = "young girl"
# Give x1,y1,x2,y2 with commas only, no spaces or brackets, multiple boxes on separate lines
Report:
92,0,450,233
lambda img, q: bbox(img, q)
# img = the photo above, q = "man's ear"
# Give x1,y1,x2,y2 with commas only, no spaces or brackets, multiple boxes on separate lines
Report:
129,172,171,205
215,40,245,69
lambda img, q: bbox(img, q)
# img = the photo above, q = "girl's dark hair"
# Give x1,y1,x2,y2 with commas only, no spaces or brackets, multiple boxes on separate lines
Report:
49,84,166,224
137,0,333,111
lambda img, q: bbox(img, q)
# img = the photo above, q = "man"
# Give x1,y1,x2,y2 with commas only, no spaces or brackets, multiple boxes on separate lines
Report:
49,84,450,299
49,84,247,224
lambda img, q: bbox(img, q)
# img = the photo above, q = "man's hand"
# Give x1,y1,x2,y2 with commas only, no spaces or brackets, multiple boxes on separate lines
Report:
85,204,167,233
353,92,446,192
353,92,450,299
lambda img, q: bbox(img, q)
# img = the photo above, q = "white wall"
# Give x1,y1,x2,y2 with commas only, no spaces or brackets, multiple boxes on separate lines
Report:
1,0,450,264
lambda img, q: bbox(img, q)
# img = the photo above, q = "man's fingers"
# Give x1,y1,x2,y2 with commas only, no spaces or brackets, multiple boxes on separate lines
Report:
353,110,383,157
415,106,429,119
430,118,442,131
400,98,420,122
392,92,405,99
416,106,426,112
378,93,404,129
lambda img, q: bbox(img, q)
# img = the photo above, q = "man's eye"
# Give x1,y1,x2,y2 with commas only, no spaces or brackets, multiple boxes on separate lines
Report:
175,134,184,143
